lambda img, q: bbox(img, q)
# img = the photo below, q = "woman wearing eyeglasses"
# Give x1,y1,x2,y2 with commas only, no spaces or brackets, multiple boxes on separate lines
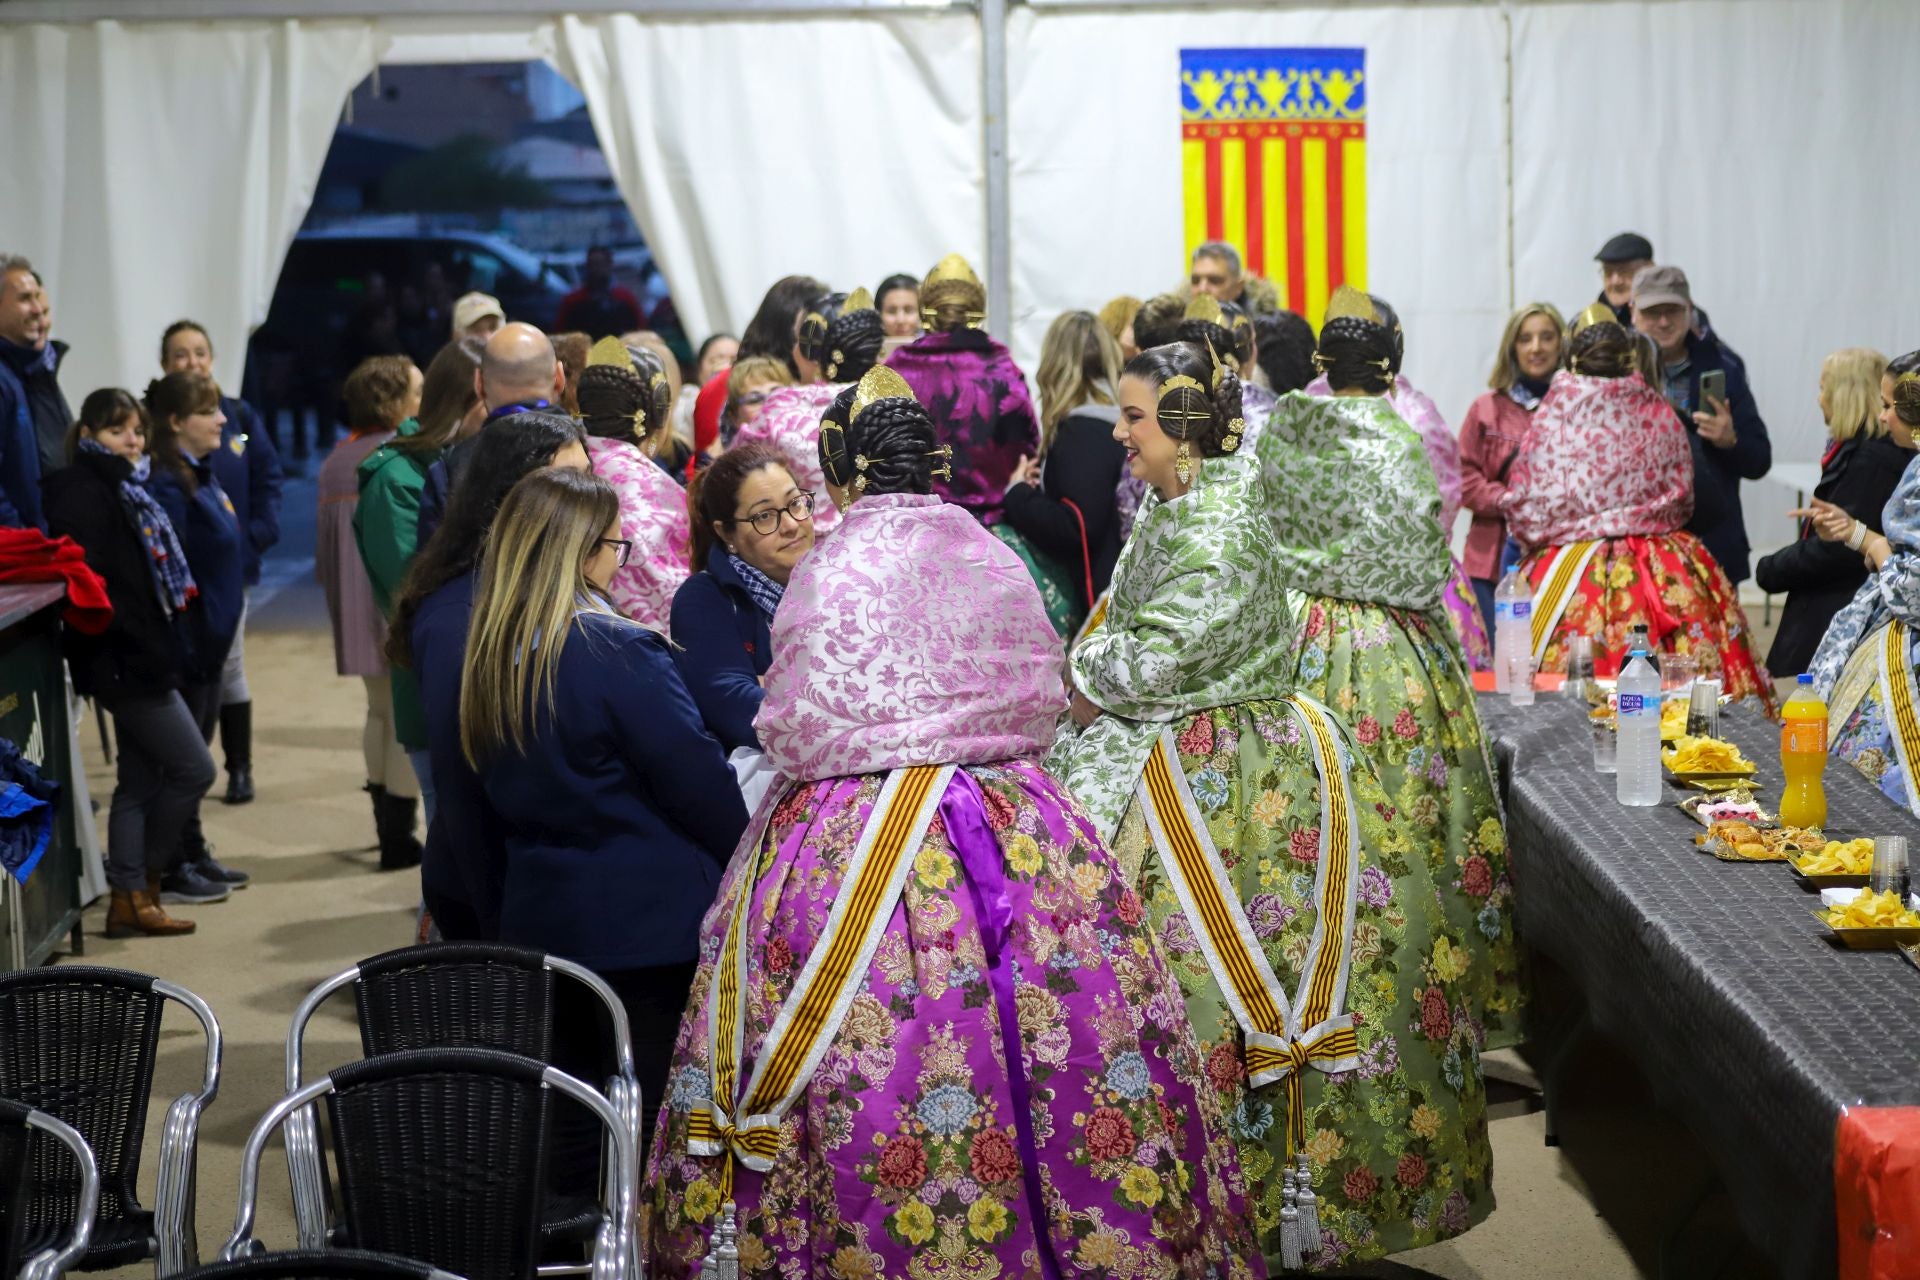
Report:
671,443,817,753
460,464,746,1158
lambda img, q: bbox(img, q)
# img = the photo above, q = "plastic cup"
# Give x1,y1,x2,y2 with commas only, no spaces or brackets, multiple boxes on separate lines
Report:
1591,715,1617,773
1871,835,1910,902
1686,678,1721,739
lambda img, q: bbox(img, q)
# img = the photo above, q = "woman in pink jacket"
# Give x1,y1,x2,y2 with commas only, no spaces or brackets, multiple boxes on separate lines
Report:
1457,303,1565,634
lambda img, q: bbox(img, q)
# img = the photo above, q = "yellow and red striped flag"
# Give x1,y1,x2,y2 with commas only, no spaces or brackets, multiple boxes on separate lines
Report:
1181,48,1367,325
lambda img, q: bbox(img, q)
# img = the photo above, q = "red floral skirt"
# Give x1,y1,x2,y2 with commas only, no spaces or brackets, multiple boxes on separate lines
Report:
1522,530,1776,713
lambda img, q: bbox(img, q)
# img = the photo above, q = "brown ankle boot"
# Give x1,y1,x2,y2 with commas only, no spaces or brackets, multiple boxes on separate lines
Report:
105,888,196,938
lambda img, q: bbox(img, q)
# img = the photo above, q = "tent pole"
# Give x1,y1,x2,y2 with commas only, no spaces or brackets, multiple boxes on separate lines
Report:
981,0,1012,338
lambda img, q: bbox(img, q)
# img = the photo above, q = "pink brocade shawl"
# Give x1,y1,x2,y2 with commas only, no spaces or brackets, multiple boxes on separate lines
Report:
757,493,1064,781
584,437,692,630
1501,370,1694,550
731,381,846,535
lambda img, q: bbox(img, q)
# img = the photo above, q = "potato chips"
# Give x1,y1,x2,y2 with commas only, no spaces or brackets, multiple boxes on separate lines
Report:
1822,888,1920,930
1663,735,1755,775
1794,838,1874,877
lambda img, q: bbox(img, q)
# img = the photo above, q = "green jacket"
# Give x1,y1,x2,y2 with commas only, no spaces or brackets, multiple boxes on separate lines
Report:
353,420,439,749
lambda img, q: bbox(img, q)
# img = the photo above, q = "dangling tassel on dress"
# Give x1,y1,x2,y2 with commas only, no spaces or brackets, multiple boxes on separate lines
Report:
1294,1152,1321,1260
1279,1167,1303,1270
699,1201,741,1280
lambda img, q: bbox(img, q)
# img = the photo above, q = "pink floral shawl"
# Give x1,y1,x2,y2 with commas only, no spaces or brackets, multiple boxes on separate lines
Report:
584,436,691,630
1502,370,1694,549
730,381,846,535
757,493,1064,781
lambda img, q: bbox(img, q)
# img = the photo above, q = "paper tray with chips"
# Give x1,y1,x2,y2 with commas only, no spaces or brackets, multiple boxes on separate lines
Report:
1787,840,1873,890
1816,889,1920,949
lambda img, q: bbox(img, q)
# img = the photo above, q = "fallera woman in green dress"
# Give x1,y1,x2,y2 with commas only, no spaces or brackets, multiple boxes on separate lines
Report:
1252,286,1522,1054
1049,340,1493,1271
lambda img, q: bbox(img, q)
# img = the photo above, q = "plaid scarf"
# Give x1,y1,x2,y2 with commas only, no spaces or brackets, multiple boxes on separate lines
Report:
83,442,197,615
728,553,785,621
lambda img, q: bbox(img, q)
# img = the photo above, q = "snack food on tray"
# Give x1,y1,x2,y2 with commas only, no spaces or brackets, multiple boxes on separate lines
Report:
1661,697,1688,741
1821,888,1920,929
1663,734,1756,775
1794,838,1875,877
1695,820,1825,861
1680,794,1765,826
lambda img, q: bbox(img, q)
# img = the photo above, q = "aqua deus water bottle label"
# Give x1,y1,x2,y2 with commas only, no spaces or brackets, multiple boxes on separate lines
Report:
1618,693,1647,716
1511,601,1531,619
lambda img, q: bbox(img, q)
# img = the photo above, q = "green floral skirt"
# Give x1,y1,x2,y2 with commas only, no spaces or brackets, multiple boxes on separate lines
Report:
1110,698,1494,1270
1287,595,1524,1051
992,523,1085,638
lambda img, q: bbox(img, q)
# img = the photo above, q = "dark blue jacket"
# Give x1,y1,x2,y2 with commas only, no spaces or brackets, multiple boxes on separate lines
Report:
669,547,773,754
415,401,555,549
410,571,507,935
148,454,245,684
0,338,60,530
478,611,747,972
209,395,285,587
1671,330,1770,584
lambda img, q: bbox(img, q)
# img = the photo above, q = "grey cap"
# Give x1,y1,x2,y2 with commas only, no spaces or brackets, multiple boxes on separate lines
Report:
1595,232,1655,264
1631,264,1691,311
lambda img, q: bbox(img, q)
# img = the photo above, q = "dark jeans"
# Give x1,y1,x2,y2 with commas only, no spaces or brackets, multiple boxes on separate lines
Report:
102,691,217,892
549,960,698,1196
1472,576,1498,639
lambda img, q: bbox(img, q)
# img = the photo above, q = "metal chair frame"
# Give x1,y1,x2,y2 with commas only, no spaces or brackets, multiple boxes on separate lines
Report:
170,1249,462,1280
0,968,220,1277
280,947,641,1278
2,1103,101,1280
221,1054,636,1280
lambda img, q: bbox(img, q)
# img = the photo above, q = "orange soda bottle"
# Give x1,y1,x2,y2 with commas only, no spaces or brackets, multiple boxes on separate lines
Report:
1779,674,1828,829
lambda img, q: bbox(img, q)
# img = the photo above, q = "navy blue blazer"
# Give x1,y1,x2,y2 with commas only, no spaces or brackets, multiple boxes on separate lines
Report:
669,546,773,754
210,395,284,587
410,572,507,934
147,455,244,684
477,610,747,972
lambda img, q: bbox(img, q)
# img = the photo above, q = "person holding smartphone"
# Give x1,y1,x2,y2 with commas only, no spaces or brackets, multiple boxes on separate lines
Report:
1631,264,1771,584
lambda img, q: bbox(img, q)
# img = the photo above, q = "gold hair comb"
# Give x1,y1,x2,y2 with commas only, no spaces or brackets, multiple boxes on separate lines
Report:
1183,294,1226,326
585,335,633,370
844,286,874,314
851,365,917,422
1323,284,1381,326
1571,302,1617,336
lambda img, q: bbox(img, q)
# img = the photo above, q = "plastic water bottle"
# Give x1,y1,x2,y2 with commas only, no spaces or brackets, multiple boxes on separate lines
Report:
1493,567,1533,695
1616,640,1663,806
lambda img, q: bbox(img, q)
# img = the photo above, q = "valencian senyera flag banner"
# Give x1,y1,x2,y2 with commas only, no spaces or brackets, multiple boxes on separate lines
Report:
1181,47,1366,323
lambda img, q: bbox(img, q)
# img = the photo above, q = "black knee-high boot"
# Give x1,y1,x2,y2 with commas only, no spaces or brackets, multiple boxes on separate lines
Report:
220,701,255,804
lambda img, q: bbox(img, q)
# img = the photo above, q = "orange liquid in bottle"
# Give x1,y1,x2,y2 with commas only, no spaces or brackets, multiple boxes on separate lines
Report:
1779,676,1828,830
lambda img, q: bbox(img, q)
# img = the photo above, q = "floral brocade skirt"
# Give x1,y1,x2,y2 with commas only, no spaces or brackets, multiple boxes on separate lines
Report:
1444,557,1494,672
1109,699,1494,1270
642,760,1261,1280
1521,531,1776,713
1286,596,1523,1052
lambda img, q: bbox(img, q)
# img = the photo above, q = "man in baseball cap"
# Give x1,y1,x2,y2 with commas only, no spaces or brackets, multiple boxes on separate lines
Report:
1631,263,1771,585
1593,231,1654,324
451,292,505,342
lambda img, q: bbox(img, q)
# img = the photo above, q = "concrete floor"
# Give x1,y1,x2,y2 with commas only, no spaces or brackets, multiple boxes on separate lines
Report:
66,482,1783,1277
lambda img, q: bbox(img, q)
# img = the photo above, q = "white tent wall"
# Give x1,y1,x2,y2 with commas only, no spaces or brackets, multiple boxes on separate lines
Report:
1511,0,1920,573
1007,3,1510,438
550,11,985,349
0,19,377,402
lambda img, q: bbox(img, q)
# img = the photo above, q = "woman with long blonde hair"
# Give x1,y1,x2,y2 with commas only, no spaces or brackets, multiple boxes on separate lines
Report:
1756,347,1909,674
458,465,746,1152
997,309,1126,634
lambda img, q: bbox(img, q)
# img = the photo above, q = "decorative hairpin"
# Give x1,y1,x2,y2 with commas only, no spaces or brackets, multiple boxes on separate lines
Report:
1204,337,1229,390
1157,372,1205,400
852,455,870,496
819,419,851,486
1221,417,1245,453
928,445,954,481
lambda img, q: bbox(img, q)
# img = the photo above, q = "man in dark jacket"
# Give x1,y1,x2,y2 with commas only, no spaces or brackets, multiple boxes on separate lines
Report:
1632,264,1770,584
0,256,69,528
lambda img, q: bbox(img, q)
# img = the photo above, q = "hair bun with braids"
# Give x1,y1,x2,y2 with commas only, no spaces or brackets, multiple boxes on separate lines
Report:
823,306,885,384
1568,321,1636,379
818,367,942,498
1122,341,1244,458
1890,352,1920,427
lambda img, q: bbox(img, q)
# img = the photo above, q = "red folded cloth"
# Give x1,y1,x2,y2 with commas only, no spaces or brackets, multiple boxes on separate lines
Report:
0,527,113,635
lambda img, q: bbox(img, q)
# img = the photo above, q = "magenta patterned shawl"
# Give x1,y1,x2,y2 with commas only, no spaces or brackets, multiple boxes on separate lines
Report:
757,493,1064,781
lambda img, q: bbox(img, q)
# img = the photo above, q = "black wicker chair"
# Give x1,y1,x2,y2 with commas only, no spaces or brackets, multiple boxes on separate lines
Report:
0,967,220,1276
0,1096,100,1280
282,945,640,1274
173,1249,460,1280
223,1049,634,1280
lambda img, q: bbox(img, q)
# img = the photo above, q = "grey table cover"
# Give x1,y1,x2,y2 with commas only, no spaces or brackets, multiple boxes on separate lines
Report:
1476,693,1920,1280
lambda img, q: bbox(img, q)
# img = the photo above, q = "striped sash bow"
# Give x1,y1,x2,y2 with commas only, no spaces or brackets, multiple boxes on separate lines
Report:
691,764,955,1193
1876,621,1920,819
1135,695,1362,1155
1529,539,1601,663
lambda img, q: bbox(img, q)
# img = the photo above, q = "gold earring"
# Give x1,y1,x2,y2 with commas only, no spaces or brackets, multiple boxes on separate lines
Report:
1174,441,1192,486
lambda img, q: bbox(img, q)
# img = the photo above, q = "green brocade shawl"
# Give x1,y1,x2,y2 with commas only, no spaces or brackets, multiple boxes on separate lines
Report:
1254,390,1451,612
1048,451,1295,837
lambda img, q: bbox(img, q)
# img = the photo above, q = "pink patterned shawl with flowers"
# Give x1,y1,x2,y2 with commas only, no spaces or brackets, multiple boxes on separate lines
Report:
757,492,1065,782
732,381,846,535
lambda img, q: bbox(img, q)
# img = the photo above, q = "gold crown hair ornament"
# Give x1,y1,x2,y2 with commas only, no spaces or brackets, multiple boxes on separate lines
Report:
850,365,918,423
1183,294,1227,327
920,253,987,328
585,335,635,370
843,286,875,314
1322,284,1381,327
1571,302,1618,336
